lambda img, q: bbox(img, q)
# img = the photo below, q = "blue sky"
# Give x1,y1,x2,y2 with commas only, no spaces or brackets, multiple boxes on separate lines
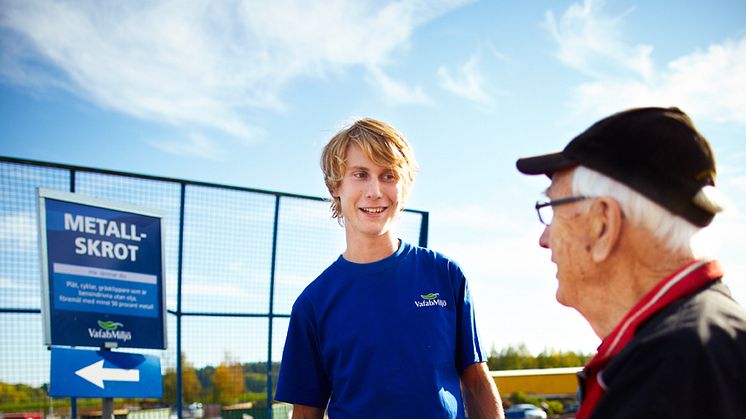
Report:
1,0,745,358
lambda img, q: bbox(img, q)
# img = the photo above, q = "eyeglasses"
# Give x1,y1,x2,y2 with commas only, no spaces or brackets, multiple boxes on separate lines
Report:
535,195,589,226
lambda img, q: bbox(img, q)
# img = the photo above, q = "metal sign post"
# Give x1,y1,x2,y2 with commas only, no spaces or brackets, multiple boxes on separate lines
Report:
102,397,114,419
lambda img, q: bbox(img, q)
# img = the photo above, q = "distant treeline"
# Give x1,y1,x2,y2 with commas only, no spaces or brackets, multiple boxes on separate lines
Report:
2,345,593,412
487,343,592,370
162,356,280,407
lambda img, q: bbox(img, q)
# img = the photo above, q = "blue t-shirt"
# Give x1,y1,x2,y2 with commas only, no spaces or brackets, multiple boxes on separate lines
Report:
275,241,486,418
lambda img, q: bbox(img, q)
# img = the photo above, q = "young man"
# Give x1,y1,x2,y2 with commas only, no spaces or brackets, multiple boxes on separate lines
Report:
275,118,503,418
516,107,746,418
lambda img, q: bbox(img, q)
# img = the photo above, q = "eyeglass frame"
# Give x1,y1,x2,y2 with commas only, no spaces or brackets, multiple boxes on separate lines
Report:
534,195,590,226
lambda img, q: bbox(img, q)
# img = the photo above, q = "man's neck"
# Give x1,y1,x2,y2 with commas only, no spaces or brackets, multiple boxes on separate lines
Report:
343,234,400,264
585,226,696,339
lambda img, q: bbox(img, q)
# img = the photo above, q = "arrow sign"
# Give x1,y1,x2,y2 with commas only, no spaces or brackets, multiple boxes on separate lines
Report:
76,360,141,388
50,347,162,398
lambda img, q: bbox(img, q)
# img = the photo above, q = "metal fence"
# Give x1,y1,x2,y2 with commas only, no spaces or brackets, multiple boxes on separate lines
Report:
0,156,429,419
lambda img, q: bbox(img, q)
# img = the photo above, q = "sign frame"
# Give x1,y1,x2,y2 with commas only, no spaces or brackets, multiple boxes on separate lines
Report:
38,188,167,350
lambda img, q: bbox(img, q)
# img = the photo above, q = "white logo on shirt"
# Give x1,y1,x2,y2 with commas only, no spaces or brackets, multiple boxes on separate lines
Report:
414,292,447,308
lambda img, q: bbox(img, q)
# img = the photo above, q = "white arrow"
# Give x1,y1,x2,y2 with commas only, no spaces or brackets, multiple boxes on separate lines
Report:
75,360,140,389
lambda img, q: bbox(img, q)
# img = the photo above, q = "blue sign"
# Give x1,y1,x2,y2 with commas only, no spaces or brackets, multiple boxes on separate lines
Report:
38,189,167,349
50,347,162,398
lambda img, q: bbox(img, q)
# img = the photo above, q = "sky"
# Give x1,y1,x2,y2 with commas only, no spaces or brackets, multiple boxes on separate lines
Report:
1,0,745,360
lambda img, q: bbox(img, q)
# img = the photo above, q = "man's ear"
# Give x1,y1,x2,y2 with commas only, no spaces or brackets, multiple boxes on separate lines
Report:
590,198,623,262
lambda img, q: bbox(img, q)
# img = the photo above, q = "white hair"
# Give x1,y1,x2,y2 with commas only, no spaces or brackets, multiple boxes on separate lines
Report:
571,166,702,256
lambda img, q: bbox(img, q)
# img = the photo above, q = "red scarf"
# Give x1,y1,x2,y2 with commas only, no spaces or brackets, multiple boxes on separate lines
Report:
575,260,722,419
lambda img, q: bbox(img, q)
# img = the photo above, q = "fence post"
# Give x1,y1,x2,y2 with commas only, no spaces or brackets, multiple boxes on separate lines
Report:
418,211,429,248
176,183,187,419
266,195,281,419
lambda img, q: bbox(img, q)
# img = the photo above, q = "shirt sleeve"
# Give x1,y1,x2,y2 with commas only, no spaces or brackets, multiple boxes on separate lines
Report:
274,294,331,407
452,261,487,373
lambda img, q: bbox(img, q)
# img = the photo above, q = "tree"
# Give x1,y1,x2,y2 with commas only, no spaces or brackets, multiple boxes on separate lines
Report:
211,354,244,405
488,343,535,370
0,383,31,404
244,372,266,393
487,343,591,370
162,356,202,405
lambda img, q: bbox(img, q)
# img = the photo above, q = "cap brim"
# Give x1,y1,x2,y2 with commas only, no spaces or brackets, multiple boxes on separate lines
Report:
516,152,576,177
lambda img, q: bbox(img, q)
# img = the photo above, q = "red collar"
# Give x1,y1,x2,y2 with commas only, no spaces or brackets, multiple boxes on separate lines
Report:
576,260,723,419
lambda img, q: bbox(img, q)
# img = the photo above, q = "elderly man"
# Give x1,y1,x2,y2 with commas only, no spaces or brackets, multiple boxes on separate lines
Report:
516,107,746,418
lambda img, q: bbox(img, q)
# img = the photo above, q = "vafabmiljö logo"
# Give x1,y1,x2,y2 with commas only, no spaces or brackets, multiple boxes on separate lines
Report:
414,292,447,308
89,320,132,342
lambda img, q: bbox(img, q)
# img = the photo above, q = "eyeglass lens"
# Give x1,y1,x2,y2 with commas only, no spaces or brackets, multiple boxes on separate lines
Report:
538,205,553,225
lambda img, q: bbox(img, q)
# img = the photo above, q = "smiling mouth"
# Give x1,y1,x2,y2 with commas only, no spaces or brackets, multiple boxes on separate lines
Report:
360,207,386,214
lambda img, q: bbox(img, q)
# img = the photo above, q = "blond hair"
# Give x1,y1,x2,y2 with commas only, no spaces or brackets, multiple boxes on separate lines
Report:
320,118,418,219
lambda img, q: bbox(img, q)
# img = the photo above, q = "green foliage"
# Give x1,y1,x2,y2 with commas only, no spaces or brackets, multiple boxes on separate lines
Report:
487,343,592,371
508,392,564,415
0,382,46,405
196,366,215,395
545,400,564,415
190,361,279,405
162,356,202,405
242,362,280,394
244,372,266,393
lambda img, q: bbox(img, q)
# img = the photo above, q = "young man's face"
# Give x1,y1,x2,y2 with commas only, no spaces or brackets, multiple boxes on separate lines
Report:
334,144,404,242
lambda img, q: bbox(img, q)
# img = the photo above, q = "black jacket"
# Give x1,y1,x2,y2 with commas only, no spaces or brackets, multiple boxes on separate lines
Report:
590,281,746,419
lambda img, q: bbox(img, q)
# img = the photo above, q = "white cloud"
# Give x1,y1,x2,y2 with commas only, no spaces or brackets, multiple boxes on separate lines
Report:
546,0,746,125
367,66,432,105
148,132,227,161
568,36,746,124
544,0,654,81
0,0,469,149
437,54,493,105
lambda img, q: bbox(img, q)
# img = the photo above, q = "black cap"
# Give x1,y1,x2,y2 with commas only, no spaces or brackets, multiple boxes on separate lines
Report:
516,107,723,227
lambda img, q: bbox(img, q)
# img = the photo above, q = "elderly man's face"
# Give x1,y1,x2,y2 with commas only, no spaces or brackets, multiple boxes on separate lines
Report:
539,169,594,308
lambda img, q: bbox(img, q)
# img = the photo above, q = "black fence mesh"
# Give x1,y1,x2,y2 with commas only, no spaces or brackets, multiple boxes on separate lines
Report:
0,157,428,419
